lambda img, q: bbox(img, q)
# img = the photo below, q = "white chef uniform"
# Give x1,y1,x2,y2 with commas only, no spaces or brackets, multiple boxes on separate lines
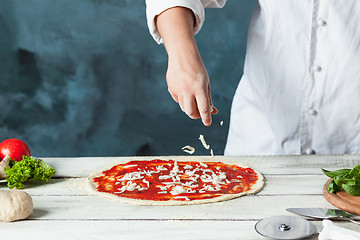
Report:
146,0,360,155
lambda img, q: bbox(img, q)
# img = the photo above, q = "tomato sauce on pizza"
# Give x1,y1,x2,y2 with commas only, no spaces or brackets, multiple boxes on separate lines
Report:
92,159,260,202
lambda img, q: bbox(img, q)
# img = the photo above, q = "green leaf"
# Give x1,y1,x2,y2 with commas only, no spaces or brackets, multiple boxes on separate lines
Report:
349,164,360,182
342,183,360,196
33,161,56,182
321,168,351,178
4,156,56,189
327,179,341,193
334,174,355,186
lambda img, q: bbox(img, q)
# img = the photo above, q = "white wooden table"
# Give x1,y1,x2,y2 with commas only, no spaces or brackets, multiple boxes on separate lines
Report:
1,155,360,239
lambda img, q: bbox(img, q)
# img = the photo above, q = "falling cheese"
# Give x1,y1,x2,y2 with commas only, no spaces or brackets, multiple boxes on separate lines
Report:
182,145,195,154
198,134,210,150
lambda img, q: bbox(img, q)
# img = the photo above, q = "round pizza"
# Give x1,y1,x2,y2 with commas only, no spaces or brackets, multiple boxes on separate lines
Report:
87,159,264,205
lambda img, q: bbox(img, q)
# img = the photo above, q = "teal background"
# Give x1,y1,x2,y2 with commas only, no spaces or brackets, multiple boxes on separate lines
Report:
0,0,257,157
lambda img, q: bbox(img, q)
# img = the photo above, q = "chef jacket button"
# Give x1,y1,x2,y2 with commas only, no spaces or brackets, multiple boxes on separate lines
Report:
308,109,317,116
318,19,327,27
306,148,315,155
313,65,322,72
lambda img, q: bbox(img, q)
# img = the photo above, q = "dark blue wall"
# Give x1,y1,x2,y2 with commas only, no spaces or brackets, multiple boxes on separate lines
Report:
0,0,257,157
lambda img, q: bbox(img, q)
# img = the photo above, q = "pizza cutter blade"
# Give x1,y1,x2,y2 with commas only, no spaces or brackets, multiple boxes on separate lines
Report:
255,216,316,239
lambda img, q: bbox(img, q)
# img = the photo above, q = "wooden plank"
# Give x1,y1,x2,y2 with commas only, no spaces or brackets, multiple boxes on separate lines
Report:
0,175,331,196
1,219,359,240
261,175,329,195
25,195,334,220
0,220,312,240
41,155,360,177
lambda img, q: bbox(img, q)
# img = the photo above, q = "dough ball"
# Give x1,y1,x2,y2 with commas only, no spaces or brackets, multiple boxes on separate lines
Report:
0,155,11,179
0,189,33,222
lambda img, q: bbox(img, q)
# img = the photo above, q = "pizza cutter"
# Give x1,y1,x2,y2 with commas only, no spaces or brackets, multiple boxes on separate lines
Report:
255,216,316,239
255,215,360,239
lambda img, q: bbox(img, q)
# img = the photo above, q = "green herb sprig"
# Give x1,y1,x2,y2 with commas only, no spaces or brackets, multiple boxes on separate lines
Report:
4,156,56,189
322,164,360,196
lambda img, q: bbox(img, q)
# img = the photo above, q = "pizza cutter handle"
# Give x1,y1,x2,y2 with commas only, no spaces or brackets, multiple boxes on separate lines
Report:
318,220,360,240
345,216,360,225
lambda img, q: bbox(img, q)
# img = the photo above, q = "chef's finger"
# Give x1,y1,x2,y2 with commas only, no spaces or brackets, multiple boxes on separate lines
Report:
196,92,212,126
208,85,218,114
178,95,185,112
168,88,179,103
184,94,201,119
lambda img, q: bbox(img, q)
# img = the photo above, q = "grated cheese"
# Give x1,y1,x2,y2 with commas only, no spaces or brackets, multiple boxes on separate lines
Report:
186,188,197,193
198,134,210,150
159,175,171,180
170,161,180,174
119,172,143,181
199,162,208,168
124,164,138,168
182,145,195,154
170,186,187,195
156,165,168,171
142,179,150,187
159,186,168,191
174,196,190,201
183,164,193,170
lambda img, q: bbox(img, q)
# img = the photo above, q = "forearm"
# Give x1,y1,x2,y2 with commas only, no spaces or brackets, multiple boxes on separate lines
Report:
156,7,199,59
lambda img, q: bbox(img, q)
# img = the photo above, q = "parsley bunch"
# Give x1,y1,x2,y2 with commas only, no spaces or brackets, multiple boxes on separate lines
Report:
4,156,56,189
322,164,360,196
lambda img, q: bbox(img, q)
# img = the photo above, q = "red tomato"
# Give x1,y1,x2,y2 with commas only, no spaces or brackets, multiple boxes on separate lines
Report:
0,138,31,162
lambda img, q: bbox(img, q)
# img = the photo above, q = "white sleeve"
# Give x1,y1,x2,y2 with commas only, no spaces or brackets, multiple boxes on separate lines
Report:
145,0,226,44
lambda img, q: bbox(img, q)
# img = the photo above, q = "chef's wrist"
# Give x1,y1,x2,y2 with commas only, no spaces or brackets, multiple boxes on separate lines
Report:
167,40,203,67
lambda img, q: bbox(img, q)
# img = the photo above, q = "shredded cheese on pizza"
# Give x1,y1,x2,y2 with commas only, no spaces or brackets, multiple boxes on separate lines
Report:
92,159,259,202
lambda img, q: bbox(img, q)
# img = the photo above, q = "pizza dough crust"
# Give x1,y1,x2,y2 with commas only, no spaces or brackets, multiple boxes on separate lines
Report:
87,159,264,206
0,189,33,222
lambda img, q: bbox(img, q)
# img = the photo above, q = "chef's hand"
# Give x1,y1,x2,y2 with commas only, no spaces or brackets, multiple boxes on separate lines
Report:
156,7,218,126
